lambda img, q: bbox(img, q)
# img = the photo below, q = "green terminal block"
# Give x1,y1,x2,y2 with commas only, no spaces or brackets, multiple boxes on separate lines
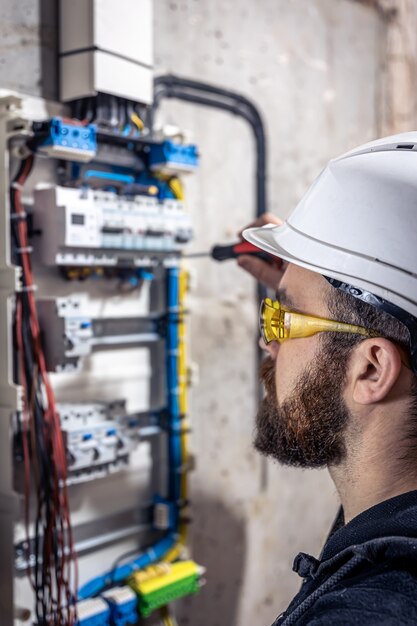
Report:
128,560,204,618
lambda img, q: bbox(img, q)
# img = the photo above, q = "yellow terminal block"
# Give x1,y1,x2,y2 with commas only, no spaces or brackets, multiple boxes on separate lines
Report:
129,560,205,618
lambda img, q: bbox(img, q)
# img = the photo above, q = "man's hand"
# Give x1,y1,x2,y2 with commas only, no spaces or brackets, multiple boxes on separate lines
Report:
237,213,286,290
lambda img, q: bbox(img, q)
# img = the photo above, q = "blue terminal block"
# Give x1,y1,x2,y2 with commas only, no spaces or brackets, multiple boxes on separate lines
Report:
149,140,199,174
102,586,138,626
36,117,97,163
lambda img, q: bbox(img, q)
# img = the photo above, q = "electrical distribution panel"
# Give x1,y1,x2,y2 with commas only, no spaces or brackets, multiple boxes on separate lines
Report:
34,186,193,266
3,83,203,623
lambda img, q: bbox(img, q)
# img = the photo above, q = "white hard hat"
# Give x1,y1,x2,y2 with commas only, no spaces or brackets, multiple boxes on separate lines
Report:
243,131,417,371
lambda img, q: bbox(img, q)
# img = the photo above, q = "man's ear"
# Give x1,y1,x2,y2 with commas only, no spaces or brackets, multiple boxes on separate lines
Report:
351,339,403,405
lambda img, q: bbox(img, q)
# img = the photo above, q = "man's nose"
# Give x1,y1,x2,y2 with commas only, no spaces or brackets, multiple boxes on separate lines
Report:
259,336,279,359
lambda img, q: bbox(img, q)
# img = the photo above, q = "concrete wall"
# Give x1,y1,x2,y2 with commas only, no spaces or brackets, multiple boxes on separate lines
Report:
0,1,384,625
153,2,382,625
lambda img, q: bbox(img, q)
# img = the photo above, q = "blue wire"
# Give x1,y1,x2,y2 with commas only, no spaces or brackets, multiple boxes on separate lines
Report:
77,533,178,599
166,267,182,505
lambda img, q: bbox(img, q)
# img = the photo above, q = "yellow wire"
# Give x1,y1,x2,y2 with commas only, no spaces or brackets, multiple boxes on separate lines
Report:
168,178,184,201
154,173,185,201
131,112,145,132
160,606,175,626
178,269,188,497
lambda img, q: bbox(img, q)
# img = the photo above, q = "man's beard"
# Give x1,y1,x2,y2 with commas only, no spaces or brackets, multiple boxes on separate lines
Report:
254,346,350,468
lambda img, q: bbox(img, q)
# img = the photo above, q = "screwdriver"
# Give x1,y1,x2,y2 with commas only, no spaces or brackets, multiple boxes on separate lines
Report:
186,241,274,263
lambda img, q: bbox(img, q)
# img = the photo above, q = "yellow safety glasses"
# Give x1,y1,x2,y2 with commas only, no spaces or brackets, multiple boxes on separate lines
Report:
260,297,378,345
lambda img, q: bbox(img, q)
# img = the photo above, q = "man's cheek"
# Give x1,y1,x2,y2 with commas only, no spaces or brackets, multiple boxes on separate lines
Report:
275,352,294,404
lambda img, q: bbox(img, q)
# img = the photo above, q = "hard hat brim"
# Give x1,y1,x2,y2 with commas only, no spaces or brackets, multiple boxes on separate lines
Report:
243,222,349,279
243,222,417,318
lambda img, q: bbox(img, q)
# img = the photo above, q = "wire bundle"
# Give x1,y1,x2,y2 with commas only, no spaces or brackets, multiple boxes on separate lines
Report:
71,93,145,135
12,156,78,625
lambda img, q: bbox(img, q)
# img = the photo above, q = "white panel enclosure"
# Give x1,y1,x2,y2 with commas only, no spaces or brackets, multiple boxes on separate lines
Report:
59,0,153,103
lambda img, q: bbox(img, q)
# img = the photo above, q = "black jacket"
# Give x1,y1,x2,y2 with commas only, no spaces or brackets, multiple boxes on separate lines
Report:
272,491,417,626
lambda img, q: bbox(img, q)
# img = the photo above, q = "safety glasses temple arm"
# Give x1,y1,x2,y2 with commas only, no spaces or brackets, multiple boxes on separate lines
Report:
285,311,374,340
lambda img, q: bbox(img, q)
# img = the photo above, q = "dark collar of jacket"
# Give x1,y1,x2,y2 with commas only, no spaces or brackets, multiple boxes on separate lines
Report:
272,490,417,626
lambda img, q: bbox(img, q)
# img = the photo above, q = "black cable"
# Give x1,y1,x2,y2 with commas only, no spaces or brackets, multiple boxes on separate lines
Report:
155,74,265,122
72,99,82,123
107,534,164,588
86,96,95,123
118,97,126,131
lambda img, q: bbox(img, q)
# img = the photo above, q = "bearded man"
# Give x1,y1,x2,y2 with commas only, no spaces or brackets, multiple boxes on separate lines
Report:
238,133,417,625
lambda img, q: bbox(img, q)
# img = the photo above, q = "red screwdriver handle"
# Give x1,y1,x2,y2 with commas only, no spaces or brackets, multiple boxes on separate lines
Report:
211,241,272,262
232,241,263,256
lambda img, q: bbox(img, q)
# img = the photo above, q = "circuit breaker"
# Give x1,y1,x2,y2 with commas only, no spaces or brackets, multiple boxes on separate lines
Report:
34,186,193,266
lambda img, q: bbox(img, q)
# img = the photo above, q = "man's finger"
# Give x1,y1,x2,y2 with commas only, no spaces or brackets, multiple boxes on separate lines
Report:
237,213,283,240
237,255,284,289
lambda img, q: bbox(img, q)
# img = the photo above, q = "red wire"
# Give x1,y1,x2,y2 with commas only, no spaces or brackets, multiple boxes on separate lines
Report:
14,157,78,624
16,297,36,590
60,117,90,127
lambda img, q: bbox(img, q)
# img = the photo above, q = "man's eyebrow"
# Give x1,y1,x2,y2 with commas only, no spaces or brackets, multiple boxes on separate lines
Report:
275,288,296,310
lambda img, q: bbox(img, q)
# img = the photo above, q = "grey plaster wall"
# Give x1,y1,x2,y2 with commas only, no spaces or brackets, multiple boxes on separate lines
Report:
0,1,382,625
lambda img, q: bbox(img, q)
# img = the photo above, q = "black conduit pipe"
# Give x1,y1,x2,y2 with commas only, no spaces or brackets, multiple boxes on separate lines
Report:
149,74,267,220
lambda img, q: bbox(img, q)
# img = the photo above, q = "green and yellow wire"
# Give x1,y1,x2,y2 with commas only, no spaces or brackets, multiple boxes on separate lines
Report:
160,605,178,626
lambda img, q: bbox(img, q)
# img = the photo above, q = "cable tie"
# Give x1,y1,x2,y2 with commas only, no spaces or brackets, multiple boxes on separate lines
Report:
11,182,24,191
168,425,191,435
10,212,28,221
20,284,38,293
15,246,33,254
